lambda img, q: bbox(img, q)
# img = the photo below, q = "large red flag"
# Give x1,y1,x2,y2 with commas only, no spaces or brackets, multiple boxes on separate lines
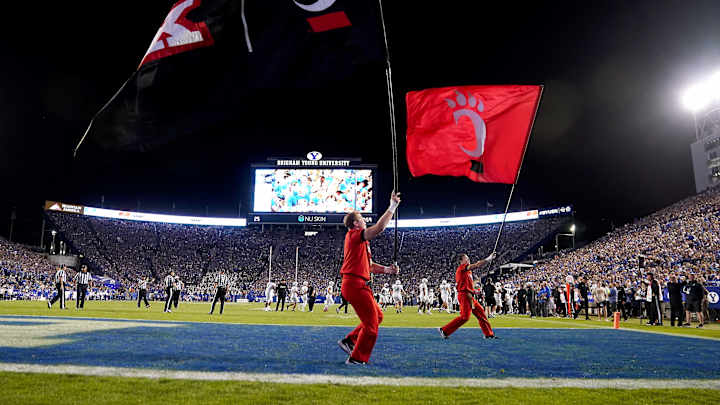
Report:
406,85,541,184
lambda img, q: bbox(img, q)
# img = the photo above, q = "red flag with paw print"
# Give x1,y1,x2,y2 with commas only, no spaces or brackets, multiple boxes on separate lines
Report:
405,85,542,184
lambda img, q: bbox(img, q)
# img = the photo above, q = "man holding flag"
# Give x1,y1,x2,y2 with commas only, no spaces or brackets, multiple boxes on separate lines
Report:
336,192,401,365
405,84,541,339
439,252,497,339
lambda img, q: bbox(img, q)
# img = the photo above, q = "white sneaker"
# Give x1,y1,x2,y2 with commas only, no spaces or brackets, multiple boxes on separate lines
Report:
345,356,366,365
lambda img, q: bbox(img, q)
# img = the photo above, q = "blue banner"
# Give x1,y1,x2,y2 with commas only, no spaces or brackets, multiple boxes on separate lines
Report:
707,286,720,309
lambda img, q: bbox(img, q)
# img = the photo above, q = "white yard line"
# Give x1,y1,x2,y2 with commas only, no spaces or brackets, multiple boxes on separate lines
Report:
614,326,720,341
1,363,718,389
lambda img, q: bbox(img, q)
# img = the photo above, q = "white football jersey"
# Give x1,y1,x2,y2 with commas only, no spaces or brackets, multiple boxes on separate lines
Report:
418,282,428,298
392,283,403,294
266,282,276,295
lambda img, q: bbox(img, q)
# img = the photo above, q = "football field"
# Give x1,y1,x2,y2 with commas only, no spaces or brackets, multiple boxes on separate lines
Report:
0,301,718,404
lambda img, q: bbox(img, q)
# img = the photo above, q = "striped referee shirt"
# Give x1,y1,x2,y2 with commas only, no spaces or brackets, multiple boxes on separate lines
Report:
216,274,229,288
74,271,91,285
164,275,174,288
138,278,148,289
54,269,66,283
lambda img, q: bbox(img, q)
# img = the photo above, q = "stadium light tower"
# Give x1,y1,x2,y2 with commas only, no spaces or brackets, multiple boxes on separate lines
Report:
681,70,720,193
50,230,57,255
555,224,575,253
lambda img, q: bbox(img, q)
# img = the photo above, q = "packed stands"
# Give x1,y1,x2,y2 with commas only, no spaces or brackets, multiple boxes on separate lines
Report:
493,186,720,323
39,211,566,301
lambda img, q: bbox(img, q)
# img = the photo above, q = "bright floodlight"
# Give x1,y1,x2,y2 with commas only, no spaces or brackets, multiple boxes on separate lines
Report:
682,71,720,112
570,224,576,233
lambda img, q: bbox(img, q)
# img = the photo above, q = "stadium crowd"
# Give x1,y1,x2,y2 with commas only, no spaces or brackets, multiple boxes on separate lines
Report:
1,211,565,303
0,237,129,301
490,186,720,325
0,238,55,300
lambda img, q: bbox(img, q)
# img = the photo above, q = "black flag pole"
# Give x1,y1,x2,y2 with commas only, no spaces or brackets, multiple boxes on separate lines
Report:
378,0,399,265
73,76,134,158
487,85,544,270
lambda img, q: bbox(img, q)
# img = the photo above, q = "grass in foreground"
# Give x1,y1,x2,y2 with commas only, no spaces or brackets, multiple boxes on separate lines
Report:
0,300,718,339
0,372,716,405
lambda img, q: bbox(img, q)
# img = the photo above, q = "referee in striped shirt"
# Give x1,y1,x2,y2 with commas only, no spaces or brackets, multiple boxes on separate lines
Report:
48,265,67,309
73,265,92,309
171,276,183,309
164,271,175,313
137,276,151,308
209,270,230,315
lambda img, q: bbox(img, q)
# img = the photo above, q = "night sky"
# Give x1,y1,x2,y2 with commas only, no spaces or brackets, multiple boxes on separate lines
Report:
2,0,720,245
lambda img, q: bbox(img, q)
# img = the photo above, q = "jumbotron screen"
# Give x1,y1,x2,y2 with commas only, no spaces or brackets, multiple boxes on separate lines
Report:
253,168,374,214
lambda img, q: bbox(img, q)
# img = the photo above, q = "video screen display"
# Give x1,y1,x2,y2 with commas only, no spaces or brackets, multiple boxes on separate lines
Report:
253,168,373,214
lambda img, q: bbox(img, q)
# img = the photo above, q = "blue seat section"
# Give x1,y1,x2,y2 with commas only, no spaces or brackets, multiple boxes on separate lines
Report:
1,317,719,379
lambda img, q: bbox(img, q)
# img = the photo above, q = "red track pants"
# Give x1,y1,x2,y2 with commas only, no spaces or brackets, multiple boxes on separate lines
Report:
441,292,494,337
342,275,384,363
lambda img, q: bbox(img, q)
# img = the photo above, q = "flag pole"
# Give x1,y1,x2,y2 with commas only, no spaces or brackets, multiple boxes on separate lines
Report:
74,75,134,158
378,0,399,265
268,245,272,282
295,246,299,284
488,86,544,268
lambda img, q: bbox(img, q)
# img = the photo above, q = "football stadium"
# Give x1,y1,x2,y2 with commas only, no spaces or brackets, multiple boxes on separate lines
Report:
3,1,720,404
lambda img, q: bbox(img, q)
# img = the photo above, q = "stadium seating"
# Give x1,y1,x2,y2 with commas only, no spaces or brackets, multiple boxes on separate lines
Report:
39,211,565,300
494,186,720,321
3,183,719,322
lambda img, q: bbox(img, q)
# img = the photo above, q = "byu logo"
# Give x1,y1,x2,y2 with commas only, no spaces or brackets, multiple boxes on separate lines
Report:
307,151,322,161
140,0,214,67
445,91,487,158
293,0,337,12
709,291,719,305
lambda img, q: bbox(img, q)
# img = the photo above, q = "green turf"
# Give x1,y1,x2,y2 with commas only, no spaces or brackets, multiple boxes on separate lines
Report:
0,372,715,405
0,300,718,339
1,301,718,404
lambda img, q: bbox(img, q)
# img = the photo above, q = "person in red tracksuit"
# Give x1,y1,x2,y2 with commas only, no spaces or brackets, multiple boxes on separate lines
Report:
337,191,401,365
439,252,497,339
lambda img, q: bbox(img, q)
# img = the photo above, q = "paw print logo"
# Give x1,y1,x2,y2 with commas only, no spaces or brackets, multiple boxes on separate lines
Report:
445,91,486,158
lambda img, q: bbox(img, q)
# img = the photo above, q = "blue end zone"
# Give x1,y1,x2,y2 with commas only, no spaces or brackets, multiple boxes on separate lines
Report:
1,316,719,379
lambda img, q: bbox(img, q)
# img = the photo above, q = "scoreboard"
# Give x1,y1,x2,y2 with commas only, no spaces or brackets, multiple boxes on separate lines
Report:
248,153,378,225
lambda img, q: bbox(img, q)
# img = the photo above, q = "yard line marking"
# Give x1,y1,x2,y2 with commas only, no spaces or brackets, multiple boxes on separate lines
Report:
1,363,719,389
